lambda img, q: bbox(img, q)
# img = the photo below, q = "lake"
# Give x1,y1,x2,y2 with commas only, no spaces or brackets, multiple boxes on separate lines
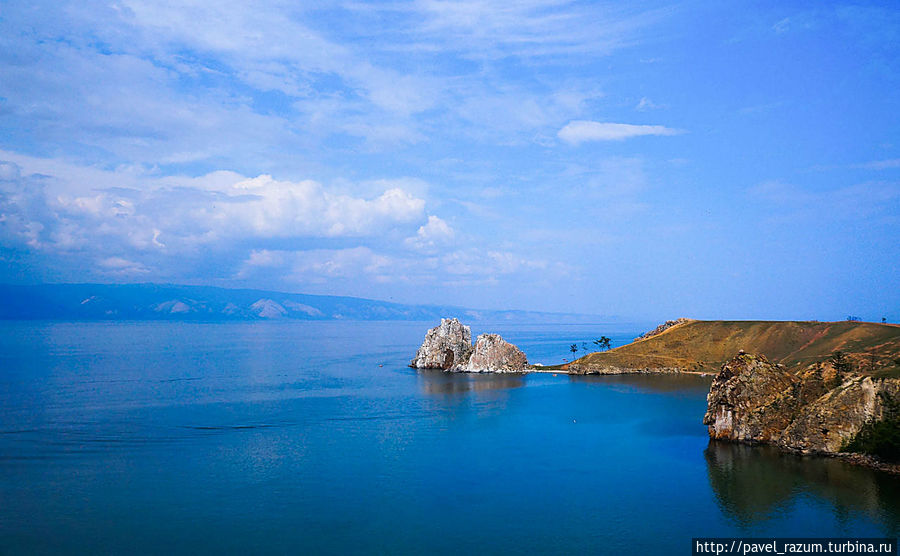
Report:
0,321,898,554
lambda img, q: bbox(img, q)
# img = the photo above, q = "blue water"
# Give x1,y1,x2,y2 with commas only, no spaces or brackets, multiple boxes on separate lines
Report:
0,321,897,554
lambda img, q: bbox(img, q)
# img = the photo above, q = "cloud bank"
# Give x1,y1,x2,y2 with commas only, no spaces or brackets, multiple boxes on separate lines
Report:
0,153,558,291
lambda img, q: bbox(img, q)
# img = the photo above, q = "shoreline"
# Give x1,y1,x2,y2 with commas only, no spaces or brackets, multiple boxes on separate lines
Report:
527,365,716,377
410,318,900,477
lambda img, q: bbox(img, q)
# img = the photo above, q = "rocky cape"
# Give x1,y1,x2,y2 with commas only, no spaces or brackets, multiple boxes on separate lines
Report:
573,318,900,470
582,318,900,470
409,318,528,373
704,351,900,472
408,318,900,470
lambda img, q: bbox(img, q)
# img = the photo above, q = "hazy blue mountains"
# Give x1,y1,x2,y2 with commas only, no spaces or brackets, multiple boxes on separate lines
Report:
0,283,602,323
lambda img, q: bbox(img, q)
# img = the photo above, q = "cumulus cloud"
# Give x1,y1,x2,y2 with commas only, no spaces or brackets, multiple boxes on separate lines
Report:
404,215,455,252
1,152,571,293
221,175,425,238
557,121,681,144
0,156,428,253
0,154,441,286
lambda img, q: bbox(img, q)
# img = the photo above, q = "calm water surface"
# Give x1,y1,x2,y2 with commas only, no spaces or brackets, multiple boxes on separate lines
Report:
0,321,898,554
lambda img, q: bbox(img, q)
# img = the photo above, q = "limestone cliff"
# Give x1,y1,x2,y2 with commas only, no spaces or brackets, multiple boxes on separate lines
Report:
409,319,527,372
704,352,898,457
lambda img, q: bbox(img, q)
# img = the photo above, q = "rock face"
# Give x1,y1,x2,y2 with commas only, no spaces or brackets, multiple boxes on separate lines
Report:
704,353,798,444
409,318,473,370
780,376,878,453
465,334,528,373
409,319,527,372
704,352,896,455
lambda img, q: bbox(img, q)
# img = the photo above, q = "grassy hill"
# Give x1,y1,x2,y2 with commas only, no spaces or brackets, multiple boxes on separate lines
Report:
572,320,900,377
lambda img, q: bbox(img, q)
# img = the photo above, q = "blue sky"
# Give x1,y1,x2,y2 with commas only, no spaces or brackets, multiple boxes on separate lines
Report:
1,1,898,320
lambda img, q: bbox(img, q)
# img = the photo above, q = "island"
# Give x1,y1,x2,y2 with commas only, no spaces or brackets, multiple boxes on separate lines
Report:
410,318,900,472
409,318,528,372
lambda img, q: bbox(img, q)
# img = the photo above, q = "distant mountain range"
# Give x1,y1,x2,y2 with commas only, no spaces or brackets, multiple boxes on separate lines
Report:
0,283,606,323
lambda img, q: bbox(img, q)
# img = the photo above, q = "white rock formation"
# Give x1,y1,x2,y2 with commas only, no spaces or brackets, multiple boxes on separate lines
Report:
409,318,473,370
465,333,528,372
410,320,528,372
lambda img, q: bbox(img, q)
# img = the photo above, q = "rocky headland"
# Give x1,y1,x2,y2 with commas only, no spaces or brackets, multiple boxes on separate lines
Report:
409,317,900,471
410,318,528,372
703,351,900,472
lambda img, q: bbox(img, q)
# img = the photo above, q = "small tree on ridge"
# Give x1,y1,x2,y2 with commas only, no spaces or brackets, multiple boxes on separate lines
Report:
593,336,612,351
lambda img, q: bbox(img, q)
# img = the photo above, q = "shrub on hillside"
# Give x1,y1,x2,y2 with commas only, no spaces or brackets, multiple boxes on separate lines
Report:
843,392,900,462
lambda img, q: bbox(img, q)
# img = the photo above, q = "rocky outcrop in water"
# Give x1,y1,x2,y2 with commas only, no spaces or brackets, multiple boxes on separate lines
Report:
409,319,527,372
409,318,472,370
704,352,898,456
465,334,528,373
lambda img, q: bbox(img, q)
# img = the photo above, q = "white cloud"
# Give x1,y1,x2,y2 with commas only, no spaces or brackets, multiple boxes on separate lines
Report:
440,249,548,276
635,97,662,111
116,0,441,118
241,247,392,283
405,215,455,252
97,256,150,276
379,1,671,60
0,161,21,181
0,0,676,162
558,121,681,144
223,175,425,238
773,17,791,34
453,86,603,139
0,154,431,262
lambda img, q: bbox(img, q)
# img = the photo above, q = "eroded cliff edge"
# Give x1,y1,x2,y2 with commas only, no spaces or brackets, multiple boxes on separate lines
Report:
704,352,900,471
409,318,528,372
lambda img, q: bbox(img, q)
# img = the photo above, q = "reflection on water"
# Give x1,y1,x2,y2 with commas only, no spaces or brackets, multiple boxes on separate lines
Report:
705,441,900,533
569,372,713,395
416,370,525,395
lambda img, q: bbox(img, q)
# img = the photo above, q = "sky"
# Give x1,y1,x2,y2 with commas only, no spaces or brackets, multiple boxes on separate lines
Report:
0,1,898,321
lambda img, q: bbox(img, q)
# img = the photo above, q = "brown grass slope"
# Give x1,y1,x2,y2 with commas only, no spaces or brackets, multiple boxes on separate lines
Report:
575,320,900,376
